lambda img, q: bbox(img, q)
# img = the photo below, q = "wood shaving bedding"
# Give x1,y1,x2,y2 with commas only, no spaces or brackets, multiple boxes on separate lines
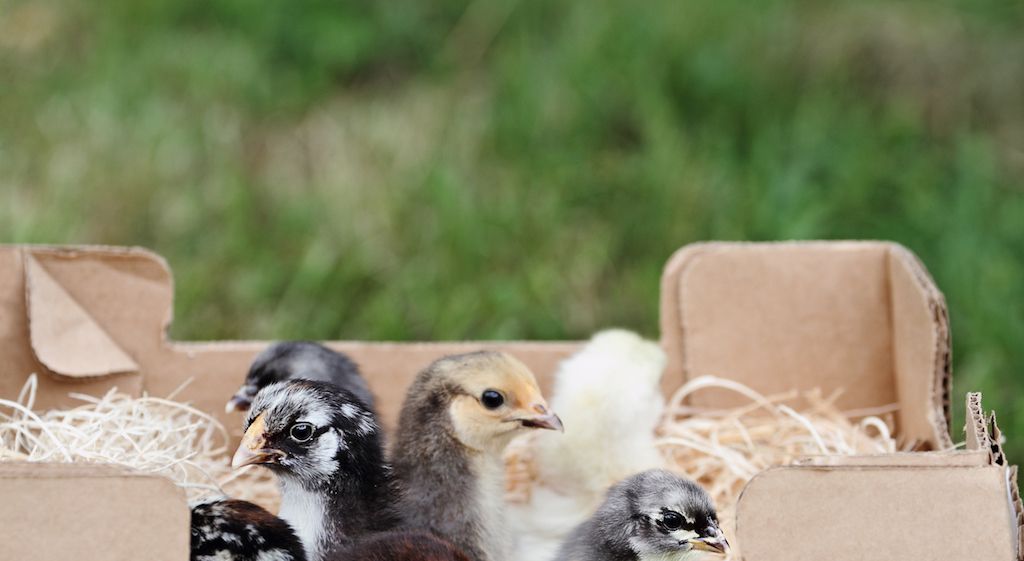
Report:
0,374,281,510
653,375,905,546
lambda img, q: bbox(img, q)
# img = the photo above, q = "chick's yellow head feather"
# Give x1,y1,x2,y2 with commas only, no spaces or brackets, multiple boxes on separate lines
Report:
437,351,563,452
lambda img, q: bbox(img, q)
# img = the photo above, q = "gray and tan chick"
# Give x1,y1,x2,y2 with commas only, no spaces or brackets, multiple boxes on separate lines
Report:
555,469,728,561
392,351,563,561
226,341,374,414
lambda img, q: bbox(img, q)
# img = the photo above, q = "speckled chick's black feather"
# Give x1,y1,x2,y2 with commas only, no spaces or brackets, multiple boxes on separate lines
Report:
391,351,563,561
191,498,306,561
236,381,400,561
555,470,728,561
226,341,374,414
331,531,472,561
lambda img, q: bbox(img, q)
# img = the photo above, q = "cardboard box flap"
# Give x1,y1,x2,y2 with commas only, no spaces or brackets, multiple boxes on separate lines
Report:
25,253,139,378
0,462,187,561
0,246,175,410
888,244,952,449
659,241,951,448
792,450,992,467
735,464,1019,561
737,392,1023,561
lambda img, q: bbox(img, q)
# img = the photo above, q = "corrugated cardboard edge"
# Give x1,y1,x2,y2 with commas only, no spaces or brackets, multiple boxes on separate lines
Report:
967,392,992,459
659,240,952,449
889,243,953,450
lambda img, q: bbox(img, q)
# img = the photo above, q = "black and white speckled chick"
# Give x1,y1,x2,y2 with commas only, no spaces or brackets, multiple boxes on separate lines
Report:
232,380,400,561
226,341,374,414
391,351,563,561
191,498,306,561
554,470,728,561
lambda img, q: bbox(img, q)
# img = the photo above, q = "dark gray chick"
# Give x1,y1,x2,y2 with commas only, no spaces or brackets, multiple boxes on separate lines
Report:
226,341,374,414
555,469,728,561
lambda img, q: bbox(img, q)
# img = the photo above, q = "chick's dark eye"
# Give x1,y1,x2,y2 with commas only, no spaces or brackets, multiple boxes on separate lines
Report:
662,511,684,531
480,390,504,409
289,422,315,442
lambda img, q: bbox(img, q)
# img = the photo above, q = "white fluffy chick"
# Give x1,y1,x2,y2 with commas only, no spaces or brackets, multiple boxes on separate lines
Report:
509,329,667,561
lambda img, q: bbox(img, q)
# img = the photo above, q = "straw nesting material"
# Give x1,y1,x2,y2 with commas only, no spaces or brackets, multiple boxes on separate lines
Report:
0,374,280,509
655,375,903,513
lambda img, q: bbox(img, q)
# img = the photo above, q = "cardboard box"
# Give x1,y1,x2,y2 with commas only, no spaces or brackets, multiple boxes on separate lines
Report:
0,242,1019,560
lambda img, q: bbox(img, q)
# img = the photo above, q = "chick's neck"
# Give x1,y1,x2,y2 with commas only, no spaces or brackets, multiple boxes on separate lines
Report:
278,464,400,561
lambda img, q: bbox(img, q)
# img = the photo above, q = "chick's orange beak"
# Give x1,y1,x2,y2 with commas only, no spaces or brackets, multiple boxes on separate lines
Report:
231,412,284,469
691,532,729,555
519,402,564,432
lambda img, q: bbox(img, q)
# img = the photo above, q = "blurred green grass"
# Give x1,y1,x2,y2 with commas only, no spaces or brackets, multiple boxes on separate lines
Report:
1,0,1022,458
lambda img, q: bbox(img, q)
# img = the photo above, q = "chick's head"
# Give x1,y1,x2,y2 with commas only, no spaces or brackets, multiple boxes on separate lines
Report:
430,351,563,453
614,470,728,559
231,380,382,487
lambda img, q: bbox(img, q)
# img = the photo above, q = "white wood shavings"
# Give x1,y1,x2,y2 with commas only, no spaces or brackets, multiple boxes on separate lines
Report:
0,374,280,509
655,376,904,557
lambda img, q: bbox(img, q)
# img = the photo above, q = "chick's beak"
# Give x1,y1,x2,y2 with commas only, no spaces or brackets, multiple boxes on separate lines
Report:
519,403,564,432
225,386,256,413
690,529,729,555
231,412,284,469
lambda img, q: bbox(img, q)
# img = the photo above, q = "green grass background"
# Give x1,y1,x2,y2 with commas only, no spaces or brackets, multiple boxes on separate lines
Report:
1,0,1022,459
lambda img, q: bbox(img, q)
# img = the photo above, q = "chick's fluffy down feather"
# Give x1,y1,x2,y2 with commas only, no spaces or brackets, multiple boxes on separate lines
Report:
509,329,667,561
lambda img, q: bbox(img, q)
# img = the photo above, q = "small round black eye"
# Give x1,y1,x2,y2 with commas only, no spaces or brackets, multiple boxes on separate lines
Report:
481,389,505,409
662,511,684,531
289,422,315,442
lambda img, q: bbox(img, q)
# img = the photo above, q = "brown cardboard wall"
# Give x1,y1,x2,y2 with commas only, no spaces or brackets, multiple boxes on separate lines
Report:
735,465,1018,561
0,247,146,410
0,463,188,561
659,241,951,448
888,246,952,449
0,246,580,438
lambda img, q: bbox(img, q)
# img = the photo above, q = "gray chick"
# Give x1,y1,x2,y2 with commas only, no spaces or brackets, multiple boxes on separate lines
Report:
555,469,728,561
226,341,375,414
391,351,563,561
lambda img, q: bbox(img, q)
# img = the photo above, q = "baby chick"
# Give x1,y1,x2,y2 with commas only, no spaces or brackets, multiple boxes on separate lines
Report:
342,531,472,561
191,498,306,561
391,351,563,561
554,470,728,561
226,341,374,414
511,329,668,560
232,380,400,561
